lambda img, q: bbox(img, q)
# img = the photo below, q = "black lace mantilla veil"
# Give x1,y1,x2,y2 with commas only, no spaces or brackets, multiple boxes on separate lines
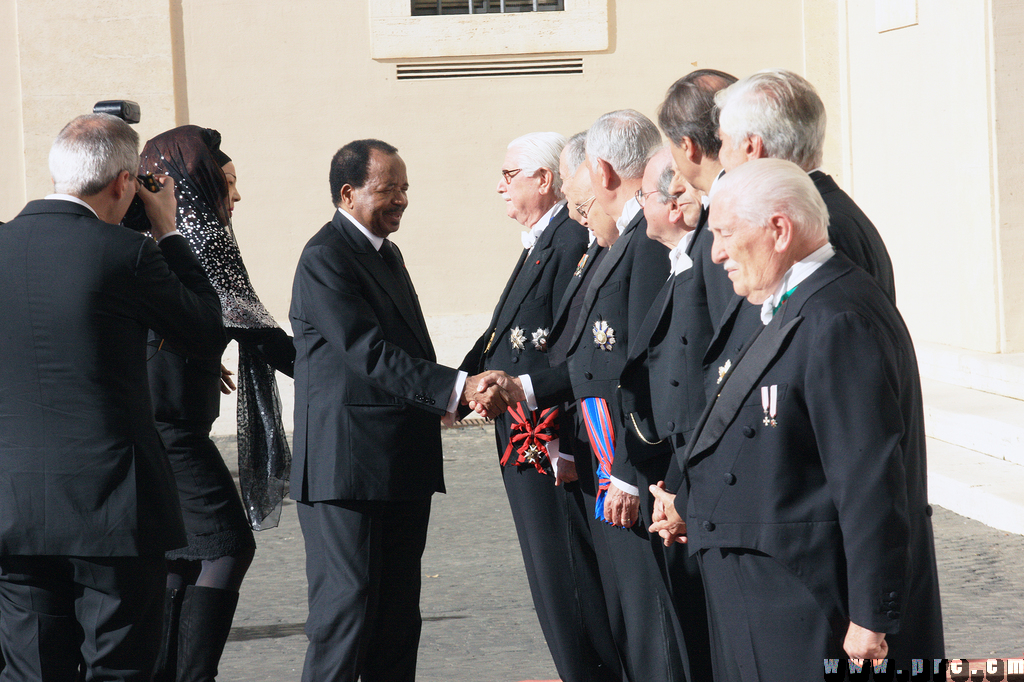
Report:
139,125,290,530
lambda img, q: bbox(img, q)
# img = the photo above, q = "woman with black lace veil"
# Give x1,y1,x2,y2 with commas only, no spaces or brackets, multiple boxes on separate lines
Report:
139,126,294,681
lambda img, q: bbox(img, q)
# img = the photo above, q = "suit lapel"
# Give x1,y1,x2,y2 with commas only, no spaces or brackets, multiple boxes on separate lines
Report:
571,211,643,343
553,239,600,327
687,252,855,462
490,209,564,342
625,275,672,362
687,314,802,461
334,213,432,355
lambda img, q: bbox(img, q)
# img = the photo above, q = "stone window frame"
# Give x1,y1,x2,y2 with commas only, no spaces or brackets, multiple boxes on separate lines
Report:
369,0,608,60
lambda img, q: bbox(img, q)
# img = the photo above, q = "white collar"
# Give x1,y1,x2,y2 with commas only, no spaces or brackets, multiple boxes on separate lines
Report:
616,197,642,235
668,229,696,277
45,194,99,219
522,200,564,250
760,242,835,325
338,207,384,251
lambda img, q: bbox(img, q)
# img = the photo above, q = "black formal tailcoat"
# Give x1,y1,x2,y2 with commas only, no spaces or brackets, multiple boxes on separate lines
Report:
616,219,734,473
0,199,224,556
531,211,670,418
812,170,896,303
460,204,587,381
680,252,943,658
289,212,458,503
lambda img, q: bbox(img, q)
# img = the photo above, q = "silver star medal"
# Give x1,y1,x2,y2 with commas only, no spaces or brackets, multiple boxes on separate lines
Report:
531,328,550,352
523,444,543,464
593,320,616,351
510,326,526,351
717,359,731,384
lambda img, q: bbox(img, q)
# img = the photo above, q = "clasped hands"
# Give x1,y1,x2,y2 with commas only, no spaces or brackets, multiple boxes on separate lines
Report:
460,370,527,419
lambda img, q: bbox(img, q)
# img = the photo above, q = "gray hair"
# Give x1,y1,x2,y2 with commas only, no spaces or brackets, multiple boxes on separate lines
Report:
711,157,828,242
562,131,588,178
49,113,140,196
716,68,826,172
509,131,567,199
586,110,662,180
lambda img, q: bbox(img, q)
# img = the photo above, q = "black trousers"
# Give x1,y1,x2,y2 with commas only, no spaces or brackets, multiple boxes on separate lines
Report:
498,414,622,682
594,453,690,682
698,546,843,682
297,498,431,682
0,554,165,681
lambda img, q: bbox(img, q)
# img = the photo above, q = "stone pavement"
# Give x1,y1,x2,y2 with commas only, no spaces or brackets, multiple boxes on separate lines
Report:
215,425,1023,682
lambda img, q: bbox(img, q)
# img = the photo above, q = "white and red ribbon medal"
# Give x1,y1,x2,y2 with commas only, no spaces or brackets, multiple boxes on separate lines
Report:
761,384,778,427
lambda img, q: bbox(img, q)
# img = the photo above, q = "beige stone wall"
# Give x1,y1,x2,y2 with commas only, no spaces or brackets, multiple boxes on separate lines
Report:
176,0,807,326
840,0,1023,352
0,0,26,220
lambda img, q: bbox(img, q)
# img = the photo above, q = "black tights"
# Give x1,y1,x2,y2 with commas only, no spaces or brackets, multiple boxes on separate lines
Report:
165,547,254,593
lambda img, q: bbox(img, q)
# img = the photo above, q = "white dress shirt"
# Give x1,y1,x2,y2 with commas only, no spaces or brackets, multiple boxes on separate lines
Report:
760,242,836,325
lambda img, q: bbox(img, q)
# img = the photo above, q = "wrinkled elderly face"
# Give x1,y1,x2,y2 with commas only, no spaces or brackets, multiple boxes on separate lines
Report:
709,193,786,304
497,146,549,227
642,153,678,248
574,164,617,247
564,161,592,226
342,149,408,239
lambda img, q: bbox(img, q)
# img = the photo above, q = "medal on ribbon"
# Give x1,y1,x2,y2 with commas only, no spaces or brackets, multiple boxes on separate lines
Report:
500,404,560,474
593,320,615,351
761,384,778,427
573,252,589,277
531,328,550,352
510,326,526,351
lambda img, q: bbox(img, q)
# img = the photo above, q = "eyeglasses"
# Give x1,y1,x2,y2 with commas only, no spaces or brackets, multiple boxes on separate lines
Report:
635,187,676,208
575,196,596,220
501,168,522,183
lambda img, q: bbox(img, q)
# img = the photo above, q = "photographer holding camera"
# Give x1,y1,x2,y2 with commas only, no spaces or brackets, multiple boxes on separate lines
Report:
0,113,224,680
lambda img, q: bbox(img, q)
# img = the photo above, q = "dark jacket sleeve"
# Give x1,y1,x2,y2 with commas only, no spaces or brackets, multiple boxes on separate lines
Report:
136,234,225,358
229,326,296,378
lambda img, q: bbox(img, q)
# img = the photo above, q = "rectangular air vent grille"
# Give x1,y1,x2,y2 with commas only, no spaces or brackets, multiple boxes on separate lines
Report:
397,58,583,81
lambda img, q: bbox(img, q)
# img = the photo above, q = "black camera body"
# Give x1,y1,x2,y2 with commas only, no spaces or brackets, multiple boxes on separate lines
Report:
93,100,158,232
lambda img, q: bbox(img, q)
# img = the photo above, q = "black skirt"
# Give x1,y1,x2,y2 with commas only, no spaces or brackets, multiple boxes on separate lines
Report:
158,423,255,561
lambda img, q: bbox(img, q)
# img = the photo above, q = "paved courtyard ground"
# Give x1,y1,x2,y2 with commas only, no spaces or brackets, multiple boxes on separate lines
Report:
217,425,1024,681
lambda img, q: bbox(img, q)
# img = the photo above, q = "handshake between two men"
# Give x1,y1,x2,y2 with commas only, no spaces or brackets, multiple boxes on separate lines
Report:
459,371,527,419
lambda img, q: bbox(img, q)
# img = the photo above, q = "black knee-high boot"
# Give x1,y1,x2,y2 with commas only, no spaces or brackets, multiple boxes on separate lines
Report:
153,588,184,682
176,585,240,682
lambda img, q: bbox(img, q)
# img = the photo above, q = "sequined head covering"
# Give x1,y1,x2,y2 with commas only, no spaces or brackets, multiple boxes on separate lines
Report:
139,126,290,530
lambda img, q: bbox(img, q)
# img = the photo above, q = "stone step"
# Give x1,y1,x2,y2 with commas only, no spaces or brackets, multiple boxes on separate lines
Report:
927,437,1024,536
921,377,1024,468
916,341,1024,400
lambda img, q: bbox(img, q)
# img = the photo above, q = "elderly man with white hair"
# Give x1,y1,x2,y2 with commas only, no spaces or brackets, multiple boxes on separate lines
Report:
650,158,943,681
459,132,620,682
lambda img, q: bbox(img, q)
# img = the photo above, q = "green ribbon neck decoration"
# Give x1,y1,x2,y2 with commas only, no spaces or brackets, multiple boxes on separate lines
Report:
773,285,799,314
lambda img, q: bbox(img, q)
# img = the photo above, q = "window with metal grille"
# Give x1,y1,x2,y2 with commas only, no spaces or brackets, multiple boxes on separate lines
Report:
411,0,564,15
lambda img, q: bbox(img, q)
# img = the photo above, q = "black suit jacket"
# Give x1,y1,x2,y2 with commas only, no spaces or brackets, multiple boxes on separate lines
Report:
289,211,458,503
0,199,224,556
811,171,896,303
460,204,587,379
616,220,733,472
531,210,670,409
679,252,943,657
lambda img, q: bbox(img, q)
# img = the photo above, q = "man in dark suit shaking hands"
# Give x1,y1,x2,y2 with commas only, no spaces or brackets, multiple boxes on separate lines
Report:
650,158,943,680
0,113,224,679
289,139,507,682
